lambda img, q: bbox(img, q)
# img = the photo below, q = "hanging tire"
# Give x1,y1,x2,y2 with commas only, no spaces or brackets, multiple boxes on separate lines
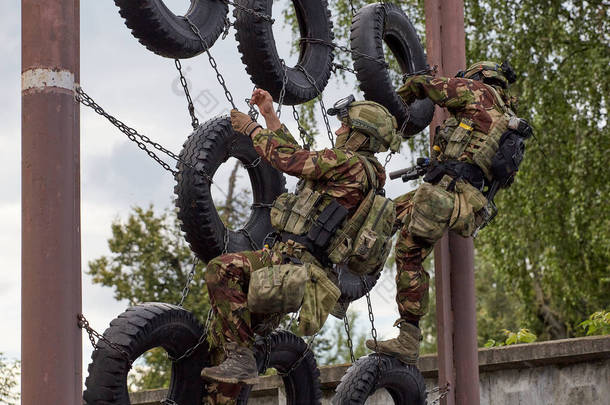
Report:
337,264,381,303
114,0,228,59
175,116,286,262
333,354,427,405
233,0,335,105
351,3,435,137
238,330,323,405
83,303,210,405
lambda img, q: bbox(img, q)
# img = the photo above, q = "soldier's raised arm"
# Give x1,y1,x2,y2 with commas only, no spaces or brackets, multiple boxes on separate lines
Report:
397,75,476,110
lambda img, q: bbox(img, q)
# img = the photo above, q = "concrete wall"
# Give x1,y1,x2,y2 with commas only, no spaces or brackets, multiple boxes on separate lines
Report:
130,335,610,405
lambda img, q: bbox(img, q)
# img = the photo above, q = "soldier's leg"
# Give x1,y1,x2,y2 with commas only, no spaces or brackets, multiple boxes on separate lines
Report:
367,186,447,365
202,248,281,385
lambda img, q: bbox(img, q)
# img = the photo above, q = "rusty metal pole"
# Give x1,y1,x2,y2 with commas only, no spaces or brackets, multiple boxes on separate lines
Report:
424,1,481,404
21,1,81,405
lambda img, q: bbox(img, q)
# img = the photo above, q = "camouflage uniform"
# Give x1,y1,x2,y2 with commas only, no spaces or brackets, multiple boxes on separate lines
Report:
393,74,515,325
204,124,385,404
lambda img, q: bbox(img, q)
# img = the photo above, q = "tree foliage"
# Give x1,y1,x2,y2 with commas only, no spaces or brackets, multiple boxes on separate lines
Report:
0,353,20,405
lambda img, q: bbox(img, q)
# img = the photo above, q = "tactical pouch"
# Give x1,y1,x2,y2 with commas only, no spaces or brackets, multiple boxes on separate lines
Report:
307,200,349,248
247,264,308,314
298,263,341,336
408,179,455,244
449,180,488,237
326,189,375,264
444,118,474,159
283,188,322,235
347,195,396,275
270,193,298,231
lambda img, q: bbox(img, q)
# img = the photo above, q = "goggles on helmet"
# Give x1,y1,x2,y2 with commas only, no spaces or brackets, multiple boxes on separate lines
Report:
327,94,356,121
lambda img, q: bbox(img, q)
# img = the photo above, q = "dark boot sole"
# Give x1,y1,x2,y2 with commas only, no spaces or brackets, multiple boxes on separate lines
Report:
200,371,259,385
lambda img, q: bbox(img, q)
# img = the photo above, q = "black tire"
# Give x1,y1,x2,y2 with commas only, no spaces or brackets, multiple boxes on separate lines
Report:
233,0,335,105
114,0,228,59
238,330,322,405
351,3,435,137
337,264,381,303
83,303,210,405
333,354,427,405
175,116,286,262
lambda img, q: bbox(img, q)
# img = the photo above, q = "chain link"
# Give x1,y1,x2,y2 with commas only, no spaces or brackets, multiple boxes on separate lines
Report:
384,152,394,169
343,313,356,364
178,258,199,307
184,17,236,110
174,59,200,130
77,314,132,364
332,62,357,75
299,38,389,68
292,105,312,149
276,59,288,117
240,228,260,250
222,229,230,255
276,333,317,377
223,0,274,23
75,86,218,186
427,383,451,405
245,86,260,120
161,399,179,405
168,309,214,363
295,64,334,147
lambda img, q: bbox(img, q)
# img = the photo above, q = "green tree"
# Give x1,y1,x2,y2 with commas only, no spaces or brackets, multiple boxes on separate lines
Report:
0,353,20,405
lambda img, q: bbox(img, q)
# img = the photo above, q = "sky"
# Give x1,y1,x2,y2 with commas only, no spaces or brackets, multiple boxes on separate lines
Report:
4,0,422,374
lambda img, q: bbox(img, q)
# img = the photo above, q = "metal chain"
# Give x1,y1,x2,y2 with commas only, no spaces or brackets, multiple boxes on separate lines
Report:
349,0,356,15
384,152,394,169
295,64,334,147
222,229,230,255
168,309,214,363
75,86,217,185
343,313,356,364
276,334,317,377
77,314,132,365
174,59,200,130
276,59,288,117
299,38,388,68
427,383,451,405
223,0,274,23
292,105,312,149
332,62,357,75
161,399,179,405
185,17,236,110
245,86,260,120
178,258,199,307
361,276,382,374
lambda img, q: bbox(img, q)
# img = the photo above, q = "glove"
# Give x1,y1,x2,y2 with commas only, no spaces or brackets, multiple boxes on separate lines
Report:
508,117,533,139
231,109,261,137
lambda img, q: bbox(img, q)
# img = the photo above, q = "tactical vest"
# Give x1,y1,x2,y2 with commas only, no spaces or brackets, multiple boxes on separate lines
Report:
434,85,516,181
269,157,395,276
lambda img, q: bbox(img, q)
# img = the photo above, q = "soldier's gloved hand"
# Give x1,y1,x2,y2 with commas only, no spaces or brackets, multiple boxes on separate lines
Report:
231,109,262,137
508,117,533,139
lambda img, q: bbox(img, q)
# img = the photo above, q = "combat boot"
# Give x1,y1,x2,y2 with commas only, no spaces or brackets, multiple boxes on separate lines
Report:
365,322,422,365
201,342,259,384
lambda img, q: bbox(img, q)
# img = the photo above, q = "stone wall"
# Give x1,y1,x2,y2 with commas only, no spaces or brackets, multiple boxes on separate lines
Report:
130,335,610,405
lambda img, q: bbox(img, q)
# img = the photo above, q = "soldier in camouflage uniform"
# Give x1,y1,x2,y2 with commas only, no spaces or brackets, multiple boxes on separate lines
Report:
201,88,400,404
367,61,531,365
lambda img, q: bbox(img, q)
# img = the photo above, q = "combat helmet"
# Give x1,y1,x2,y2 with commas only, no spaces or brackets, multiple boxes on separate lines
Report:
456,60,517,89
328,95,401,153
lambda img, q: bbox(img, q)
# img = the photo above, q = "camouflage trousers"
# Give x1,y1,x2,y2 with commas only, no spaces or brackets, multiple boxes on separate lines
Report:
204,240,327,404
393,175,487,323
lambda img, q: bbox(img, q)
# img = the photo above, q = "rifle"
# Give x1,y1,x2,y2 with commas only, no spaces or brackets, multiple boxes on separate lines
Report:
389,157,430,182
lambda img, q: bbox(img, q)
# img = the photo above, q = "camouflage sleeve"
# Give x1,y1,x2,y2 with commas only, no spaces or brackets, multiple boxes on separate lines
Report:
252,124,353,179
397,75,476,110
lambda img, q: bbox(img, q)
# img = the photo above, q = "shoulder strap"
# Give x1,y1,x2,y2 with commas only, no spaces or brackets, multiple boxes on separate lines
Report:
486,85,513,116
358,156,380,191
